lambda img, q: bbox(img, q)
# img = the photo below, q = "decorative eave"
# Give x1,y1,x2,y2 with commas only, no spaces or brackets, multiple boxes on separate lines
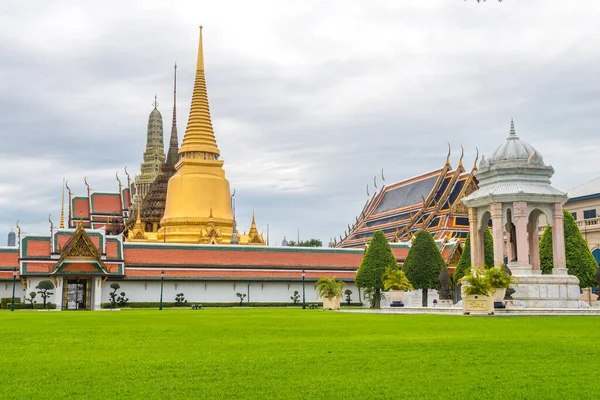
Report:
51,224,109,276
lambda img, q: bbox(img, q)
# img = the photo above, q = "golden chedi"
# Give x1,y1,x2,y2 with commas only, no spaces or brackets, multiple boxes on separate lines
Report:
158,26,234,244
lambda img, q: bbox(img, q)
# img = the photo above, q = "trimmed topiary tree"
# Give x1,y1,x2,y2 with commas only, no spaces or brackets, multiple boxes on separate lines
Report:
36,280,55,309
539,209,597,287
404,230,445,307
453,229,494,284
355,230,398,309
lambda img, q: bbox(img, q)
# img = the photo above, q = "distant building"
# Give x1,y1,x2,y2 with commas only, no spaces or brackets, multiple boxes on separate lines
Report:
7,229,16,246
565,177,600,264
281,236,288,246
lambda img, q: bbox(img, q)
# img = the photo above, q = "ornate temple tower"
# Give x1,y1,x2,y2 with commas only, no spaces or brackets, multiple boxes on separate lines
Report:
137,64,180,235
158,27,234,244
133,98,166,207
7,228,16,246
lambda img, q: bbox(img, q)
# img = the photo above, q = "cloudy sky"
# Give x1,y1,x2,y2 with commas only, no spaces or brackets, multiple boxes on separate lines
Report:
1,0,600,246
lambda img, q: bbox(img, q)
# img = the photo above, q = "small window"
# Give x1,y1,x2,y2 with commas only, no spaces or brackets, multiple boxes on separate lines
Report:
571,212,577,220
583,209,596,219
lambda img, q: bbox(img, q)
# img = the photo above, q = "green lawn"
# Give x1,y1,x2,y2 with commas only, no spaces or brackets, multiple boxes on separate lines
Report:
1,309,598,399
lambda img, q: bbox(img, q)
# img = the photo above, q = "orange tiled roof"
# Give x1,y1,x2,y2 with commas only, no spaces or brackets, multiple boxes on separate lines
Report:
124,246,364,269
126,269,357,280
0,251,18,268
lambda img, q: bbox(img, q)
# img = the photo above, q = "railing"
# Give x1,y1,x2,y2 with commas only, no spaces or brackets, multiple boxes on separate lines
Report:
537,216,600,232
577,216,600,229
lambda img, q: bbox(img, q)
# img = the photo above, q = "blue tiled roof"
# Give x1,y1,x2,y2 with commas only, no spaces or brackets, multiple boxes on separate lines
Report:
373,175,439,215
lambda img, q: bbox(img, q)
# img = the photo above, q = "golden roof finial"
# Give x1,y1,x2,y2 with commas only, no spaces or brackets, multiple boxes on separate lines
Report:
458,145,464,169
445,143,451,167
178,25,220,158
59,178,65,229
473,147,479,171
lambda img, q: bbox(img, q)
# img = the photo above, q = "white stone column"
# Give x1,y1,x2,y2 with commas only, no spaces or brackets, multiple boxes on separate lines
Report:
93,277,102,310
468,208,482,267
551,203,567,271
490,203,504,268
54,277,64,310
513,201,530,267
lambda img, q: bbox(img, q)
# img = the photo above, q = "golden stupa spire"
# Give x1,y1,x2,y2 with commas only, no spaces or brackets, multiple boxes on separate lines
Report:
178,25,220,158
59,178,65,229
248,210,258,237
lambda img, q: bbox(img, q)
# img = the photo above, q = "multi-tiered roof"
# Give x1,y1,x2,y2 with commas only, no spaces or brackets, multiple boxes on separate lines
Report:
336,148,479,248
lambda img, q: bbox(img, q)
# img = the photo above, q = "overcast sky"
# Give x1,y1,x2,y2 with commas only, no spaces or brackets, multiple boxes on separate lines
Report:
1,0,600,246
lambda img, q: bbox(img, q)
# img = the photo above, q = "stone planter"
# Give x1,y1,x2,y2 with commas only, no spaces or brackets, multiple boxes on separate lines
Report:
323,297,341,310
492,287,507,309
462,294,494,315
389,290,405,307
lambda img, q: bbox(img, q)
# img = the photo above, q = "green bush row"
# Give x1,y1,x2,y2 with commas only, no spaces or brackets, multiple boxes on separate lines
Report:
8,303,57,310
101,301,364,309
1,297,22,309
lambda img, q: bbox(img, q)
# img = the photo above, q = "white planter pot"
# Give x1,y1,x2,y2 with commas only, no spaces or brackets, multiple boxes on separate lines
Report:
389,290,405,303
492,288,507,302
462,294,494,315
323,297,341,310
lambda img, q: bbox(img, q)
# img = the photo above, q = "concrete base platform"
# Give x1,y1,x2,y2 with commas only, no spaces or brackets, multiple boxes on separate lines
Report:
339,306,600,316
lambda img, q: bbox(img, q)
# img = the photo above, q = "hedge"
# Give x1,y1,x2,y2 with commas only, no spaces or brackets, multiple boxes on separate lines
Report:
101,302,364,309
9,303,57,310
1,297,21,309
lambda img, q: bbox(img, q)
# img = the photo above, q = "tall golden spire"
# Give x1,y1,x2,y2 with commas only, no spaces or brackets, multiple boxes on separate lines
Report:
59,179,65,229
178,25,220,157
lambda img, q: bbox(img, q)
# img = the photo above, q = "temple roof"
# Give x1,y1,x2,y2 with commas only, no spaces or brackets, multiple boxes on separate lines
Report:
337,153,477,248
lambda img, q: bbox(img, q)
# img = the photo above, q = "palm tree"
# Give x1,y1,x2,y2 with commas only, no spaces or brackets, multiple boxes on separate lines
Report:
314,278,345,300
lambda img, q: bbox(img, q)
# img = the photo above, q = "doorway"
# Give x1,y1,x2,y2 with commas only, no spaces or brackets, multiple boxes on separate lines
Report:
62,278,91,310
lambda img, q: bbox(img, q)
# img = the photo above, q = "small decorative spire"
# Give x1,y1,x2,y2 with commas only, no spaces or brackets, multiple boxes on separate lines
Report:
153,95,158,109
59,178,65,229
445,143,451,167
509,118,516,136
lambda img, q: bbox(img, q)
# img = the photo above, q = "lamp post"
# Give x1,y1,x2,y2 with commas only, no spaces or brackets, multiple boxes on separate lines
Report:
10,267,17,312
302,269,306,310
159,270,165,311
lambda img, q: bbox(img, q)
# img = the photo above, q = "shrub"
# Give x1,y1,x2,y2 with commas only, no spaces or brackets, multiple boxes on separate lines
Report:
314,278,344,300
175,293,187,306
109,283,121,308
236,292,247,306
383,269,414,291
290,291,300,304
404,230,445,306
486,264,518,289
355,230,397,308
100,301,364,309
454,230,495,284
1,297,21,309
344,289,353,305
459,267,493,296
539,209,598,287
11,303,57,310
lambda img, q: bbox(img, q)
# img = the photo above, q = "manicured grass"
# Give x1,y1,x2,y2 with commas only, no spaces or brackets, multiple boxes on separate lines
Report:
1,309,598,399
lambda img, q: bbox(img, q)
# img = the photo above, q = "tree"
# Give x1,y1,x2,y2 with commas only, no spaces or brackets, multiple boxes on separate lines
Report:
539,209,597,288
453,229,494,284
355,230,398,308
344,289,353,305
403,230,445,307
236,292,247,306
36,280,54,309
288,239,322,247
290,291,300,304
27,291,37,309
109,283,120,309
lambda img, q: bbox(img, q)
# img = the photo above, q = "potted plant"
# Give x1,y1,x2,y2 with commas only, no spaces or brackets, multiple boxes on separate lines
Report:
485,264,518,309
383,269,414,307
459,267,494,315
314,277,345,310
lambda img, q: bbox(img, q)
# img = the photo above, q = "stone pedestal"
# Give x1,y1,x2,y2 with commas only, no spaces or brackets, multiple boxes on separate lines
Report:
508,262,581,308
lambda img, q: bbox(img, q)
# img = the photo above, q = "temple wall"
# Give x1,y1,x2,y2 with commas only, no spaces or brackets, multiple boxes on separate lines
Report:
101,280,362,305
0,281,25,302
